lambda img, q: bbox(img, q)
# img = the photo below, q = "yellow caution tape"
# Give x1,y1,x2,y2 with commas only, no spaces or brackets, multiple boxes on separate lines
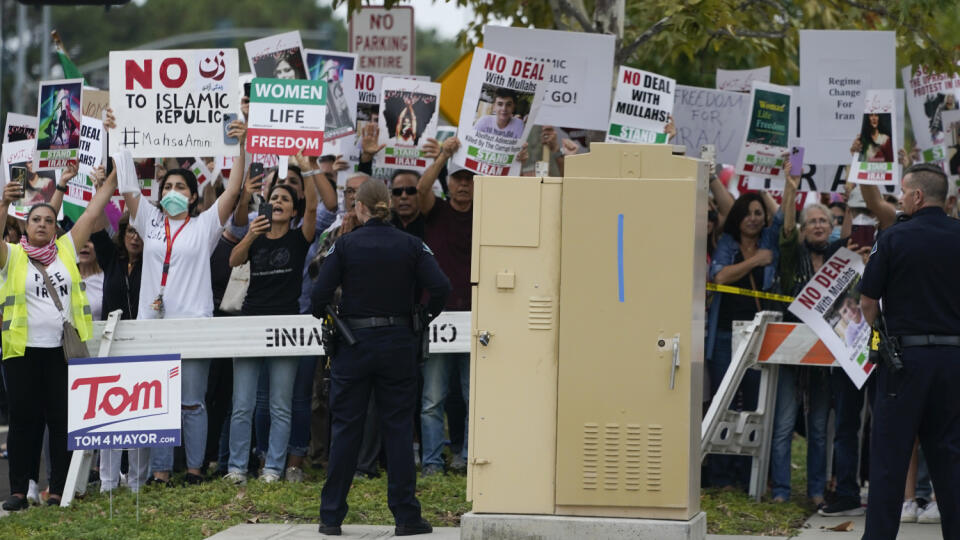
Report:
706,283,796,303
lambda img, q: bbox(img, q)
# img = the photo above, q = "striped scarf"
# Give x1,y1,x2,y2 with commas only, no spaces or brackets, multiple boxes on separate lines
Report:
20,236,58,266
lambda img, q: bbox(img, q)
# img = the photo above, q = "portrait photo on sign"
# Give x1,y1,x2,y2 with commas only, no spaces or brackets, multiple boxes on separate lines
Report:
859,113,894,163
822,280,870,349
253,48,307,80
306,50,355,83
7,161,57,207
925,92,958,144
38,81,82,152
382,90,437,146
472,84,534,140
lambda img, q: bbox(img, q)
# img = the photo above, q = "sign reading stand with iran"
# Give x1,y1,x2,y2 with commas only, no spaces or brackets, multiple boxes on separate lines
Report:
68,354,182,450
246,78,327,156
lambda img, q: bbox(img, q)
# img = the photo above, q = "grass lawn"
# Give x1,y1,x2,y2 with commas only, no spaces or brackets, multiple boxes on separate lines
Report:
0,438,813,539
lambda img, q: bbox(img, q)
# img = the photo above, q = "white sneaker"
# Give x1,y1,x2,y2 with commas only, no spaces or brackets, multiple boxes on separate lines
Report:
918,501,940,524
222,471,247,486
901,499,919,523
26,480,40,505
259,471,281,484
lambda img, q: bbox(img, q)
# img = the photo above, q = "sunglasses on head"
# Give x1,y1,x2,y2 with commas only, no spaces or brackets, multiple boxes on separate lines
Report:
392,186,417,196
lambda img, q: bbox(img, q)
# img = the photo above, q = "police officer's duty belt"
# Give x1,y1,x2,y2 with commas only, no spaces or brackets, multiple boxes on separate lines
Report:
706,283,795,304
346,316,412,330
898,335,960,348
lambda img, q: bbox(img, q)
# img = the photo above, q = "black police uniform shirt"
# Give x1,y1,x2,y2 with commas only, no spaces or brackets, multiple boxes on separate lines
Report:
860,206,960,336
243,228,311,316
311,218,450,319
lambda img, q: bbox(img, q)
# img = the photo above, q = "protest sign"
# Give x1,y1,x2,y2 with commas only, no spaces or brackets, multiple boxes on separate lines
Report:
941,109,960,186
4,112,37,143
799,30,896,165
68,354,182,450
482,25,615,131
35,79,83,170
246,78,327,156
847,90,899,187
605,66,674,144
788,248,874,388
2,139,60,219
734,82,791,179
452,48,549,176
716,67,770,93
349,5,414,75
77,116,105,177
81,88,110,122
902,65,960,150
374,78,440,173
305,49,356,142
245,31,308,80
109,49,240,158
673,85,750,165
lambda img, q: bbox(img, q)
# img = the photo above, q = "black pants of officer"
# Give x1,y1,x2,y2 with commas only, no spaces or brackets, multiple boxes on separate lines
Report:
864,346,960,540
320,326,422,527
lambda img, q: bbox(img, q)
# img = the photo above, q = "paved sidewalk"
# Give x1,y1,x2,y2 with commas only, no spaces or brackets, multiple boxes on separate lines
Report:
792,513,944,539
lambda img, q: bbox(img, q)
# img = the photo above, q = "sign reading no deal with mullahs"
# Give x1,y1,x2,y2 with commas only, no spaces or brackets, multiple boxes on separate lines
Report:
606,66,675,144
246,78,327,156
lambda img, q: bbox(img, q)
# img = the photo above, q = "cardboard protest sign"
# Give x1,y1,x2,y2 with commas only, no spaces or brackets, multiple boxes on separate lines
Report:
245,31,308,80
35,79,83,170
452,48,549,176
77,116,105,177
305,49,356,142
374,78,440,173
902,65,960,150
847,90,899,187
2,139,60,219
4,113,37,143
81,88,110,122
482,25,615,131
673,85,750,165
246,78,327,156
734,82,791,179
788,248,874,388
109,49,240,158
349,5,414,75
799,30,896,165
716,67,770,93
68,354,182,450
605,66,674,144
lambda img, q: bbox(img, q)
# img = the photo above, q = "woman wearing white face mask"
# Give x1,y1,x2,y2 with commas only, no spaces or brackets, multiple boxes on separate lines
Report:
107,108,246,486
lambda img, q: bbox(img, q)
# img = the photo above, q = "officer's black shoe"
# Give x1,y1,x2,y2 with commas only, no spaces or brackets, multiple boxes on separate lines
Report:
395,518,432,536
318,523,342,536
818,496,865,516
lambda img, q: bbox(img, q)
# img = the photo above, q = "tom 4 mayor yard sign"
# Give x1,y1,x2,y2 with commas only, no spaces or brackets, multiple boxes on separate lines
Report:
246,78,327,156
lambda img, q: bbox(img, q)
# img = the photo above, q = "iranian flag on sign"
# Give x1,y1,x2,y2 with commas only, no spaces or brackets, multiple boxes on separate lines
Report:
856,162,895,182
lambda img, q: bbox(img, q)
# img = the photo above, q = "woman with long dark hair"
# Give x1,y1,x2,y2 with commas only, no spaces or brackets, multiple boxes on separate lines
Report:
859,113,894,163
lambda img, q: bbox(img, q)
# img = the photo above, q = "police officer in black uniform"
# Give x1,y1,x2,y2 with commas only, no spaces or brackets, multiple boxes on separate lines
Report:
859,163,960,540
312,178,450,537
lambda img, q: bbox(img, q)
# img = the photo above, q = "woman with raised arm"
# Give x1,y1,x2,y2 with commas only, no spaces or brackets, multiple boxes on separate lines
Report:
0,164,117,510
107,108,246,486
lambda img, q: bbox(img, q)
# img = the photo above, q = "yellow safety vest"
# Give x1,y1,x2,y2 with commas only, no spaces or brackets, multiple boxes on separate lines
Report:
1,235,93,360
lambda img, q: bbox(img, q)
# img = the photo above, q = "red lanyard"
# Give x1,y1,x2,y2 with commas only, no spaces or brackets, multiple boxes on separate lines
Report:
160,216,190,288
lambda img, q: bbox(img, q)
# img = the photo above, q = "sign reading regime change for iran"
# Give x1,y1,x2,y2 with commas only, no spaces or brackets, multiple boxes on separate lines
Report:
109,49,240,158
246,78,327,156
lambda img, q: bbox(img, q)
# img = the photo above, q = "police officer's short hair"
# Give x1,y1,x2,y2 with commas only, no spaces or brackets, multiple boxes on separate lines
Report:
903,163,948,203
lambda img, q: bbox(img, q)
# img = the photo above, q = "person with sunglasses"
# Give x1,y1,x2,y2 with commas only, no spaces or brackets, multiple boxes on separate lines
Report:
389,170,424,239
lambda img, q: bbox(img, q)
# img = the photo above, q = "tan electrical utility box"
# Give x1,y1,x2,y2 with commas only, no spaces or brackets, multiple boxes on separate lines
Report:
467,143,708,521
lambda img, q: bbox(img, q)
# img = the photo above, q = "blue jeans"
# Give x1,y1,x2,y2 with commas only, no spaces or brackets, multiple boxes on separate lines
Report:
420,352,469,468
830,368,865,498
229,356,298,476
770,366,831,499
150,358,210,473
255,356,316,458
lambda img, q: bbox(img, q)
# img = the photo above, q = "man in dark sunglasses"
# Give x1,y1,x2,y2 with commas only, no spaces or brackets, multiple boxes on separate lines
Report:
390,170,425,239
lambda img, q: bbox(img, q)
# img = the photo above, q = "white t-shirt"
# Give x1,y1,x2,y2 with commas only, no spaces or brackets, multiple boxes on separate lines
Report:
0,233,78,348
133,203,224,320
84,272,104,321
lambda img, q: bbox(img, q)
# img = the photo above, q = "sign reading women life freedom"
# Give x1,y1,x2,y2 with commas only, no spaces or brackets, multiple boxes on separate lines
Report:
108,49,240,158
847,90,899,187
375,78,440,173
788,248,874,389
452,48,549,176
245,78,327,156
605,66,675,144
734,82,792,179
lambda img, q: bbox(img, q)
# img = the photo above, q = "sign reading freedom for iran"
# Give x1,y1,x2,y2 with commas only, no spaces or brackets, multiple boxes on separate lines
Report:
246,78,327,156
606,66,674,144
68,354,182,450
735,81,791,179
109,49,240,158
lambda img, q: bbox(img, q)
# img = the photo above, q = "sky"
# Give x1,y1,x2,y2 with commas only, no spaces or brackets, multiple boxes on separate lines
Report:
322,0,506,40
